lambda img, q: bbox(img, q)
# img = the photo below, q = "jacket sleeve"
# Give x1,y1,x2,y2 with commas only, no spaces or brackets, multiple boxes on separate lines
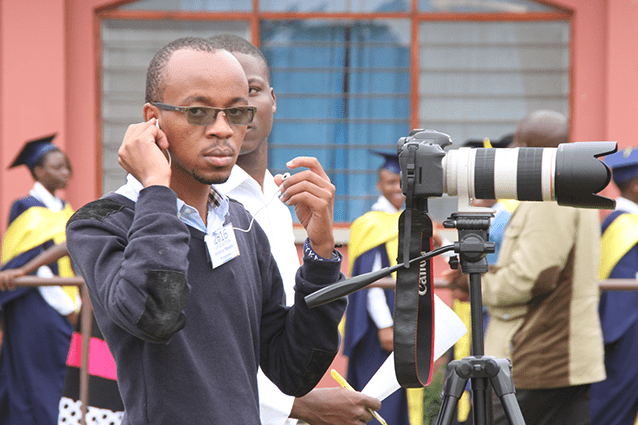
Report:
66,186,191,343
482,202,577,308
258,243,347,397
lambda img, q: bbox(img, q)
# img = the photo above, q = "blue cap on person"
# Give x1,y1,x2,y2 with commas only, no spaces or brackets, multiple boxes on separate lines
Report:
371,150,401,174
9,133,60,171
604,147,638,185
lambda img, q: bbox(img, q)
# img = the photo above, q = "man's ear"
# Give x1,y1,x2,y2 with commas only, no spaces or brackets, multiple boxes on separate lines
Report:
143,102,159,122
270,88,277,115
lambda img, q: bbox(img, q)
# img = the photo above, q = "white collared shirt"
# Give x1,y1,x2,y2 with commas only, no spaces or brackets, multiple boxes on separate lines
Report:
214,165,301,425
29,182,80,315
371,194,400,215
615,196,638,215
30,181,64,212
214,165,299,306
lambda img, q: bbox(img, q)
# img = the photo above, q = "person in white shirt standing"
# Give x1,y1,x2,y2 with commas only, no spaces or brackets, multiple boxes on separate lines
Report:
211,34,381,425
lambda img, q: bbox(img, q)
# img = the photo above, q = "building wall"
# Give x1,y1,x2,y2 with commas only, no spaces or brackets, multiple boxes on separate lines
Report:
0,0,69,225
607,1,638,152
1,0,636,245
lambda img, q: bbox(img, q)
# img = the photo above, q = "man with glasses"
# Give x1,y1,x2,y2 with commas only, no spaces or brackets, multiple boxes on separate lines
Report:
65,37,348,424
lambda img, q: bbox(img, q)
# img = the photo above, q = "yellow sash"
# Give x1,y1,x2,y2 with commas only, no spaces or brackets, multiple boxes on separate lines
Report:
599,213,638,279
348,210,401,275
2,203,77,303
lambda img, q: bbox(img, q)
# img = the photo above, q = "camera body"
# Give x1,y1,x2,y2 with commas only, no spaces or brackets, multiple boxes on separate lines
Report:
397,129,617,211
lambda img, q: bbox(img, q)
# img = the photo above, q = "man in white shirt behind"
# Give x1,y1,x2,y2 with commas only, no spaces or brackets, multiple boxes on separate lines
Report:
211,34,381,425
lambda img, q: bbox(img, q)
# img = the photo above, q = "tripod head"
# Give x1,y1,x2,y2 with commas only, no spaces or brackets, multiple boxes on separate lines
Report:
444,211,495,274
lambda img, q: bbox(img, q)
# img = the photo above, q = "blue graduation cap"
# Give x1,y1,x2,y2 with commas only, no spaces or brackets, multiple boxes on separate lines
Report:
604,147,638,185
9,133,60,171
371,150,401,174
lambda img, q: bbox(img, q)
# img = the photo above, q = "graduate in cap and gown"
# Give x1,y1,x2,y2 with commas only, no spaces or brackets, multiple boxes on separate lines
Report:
590,147,638,425
0,134,79,425
344,151,411,425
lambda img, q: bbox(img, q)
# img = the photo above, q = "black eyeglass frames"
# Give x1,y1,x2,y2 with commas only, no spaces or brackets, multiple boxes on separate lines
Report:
152,102,256,126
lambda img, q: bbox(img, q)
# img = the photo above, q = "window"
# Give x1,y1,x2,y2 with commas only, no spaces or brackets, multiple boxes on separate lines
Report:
100,0,570,223
259,0,409,12
261,19,411,222
419,20,570,219
121,0,252,12
419,0,557,12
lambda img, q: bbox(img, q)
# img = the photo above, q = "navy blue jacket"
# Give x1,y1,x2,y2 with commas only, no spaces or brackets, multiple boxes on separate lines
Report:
66,185,346,425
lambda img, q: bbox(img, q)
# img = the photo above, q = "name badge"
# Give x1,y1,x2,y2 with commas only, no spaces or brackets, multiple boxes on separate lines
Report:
205,223,240,269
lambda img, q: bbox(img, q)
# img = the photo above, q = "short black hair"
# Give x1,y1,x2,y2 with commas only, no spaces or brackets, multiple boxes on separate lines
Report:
145,37,221,103
208,34,271,84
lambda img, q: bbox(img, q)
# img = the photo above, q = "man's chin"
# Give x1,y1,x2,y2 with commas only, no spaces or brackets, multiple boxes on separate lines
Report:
194,171,231,186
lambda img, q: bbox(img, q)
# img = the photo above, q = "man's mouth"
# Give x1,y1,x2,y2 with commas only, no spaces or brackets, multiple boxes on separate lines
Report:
203,150,234,167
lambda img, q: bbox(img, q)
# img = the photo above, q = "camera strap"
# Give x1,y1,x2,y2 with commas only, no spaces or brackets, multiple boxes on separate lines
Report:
394,208,434,387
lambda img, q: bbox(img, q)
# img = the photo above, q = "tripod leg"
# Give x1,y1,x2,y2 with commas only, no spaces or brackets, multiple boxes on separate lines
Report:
490,359,526,425
471,377,492,425
499,394,525,425
435,361,469,425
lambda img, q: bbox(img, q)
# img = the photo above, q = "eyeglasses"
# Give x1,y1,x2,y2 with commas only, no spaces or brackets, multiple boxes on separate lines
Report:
152,102,256,126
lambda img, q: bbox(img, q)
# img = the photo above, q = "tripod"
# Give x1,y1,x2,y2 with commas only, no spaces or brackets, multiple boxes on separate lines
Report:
303,210,527,425
435,212,525,425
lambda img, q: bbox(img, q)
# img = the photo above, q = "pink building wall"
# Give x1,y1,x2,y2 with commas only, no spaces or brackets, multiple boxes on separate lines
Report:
0,0,69,224
606,1,638,152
